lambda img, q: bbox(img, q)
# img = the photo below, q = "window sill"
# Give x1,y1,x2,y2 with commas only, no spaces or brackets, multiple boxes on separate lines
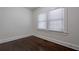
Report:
37,29,68,34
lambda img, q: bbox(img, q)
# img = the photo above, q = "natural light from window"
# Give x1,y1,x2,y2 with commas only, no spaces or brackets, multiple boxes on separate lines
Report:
37,8,64,32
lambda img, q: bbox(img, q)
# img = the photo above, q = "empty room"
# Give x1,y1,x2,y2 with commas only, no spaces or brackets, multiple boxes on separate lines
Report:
0,7,78,51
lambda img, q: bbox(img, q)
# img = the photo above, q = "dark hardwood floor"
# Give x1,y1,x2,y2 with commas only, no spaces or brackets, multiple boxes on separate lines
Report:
0,36,75,51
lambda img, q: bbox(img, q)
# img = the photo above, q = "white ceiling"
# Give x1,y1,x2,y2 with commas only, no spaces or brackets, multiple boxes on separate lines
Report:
25,7,38,10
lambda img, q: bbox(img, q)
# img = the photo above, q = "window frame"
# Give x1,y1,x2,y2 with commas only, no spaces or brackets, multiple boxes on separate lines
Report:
37,7,68,33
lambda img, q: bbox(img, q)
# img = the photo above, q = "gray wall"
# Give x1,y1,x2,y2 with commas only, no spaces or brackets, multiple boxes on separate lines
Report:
0,7,32,40
32,7,79,49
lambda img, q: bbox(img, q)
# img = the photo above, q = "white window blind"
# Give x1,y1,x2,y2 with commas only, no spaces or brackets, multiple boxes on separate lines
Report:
37,8,64,32
37,13,47,29
48,8,64,31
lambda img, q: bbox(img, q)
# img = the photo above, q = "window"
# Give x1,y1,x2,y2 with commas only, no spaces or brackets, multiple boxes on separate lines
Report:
48,8,64,31
37,13,47,29
37,8,65,32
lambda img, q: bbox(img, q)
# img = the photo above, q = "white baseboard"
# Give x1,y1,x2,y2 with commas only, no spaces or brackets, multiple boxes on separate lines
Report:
34,34,79,50
0,33,79,50
0,34,31,44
